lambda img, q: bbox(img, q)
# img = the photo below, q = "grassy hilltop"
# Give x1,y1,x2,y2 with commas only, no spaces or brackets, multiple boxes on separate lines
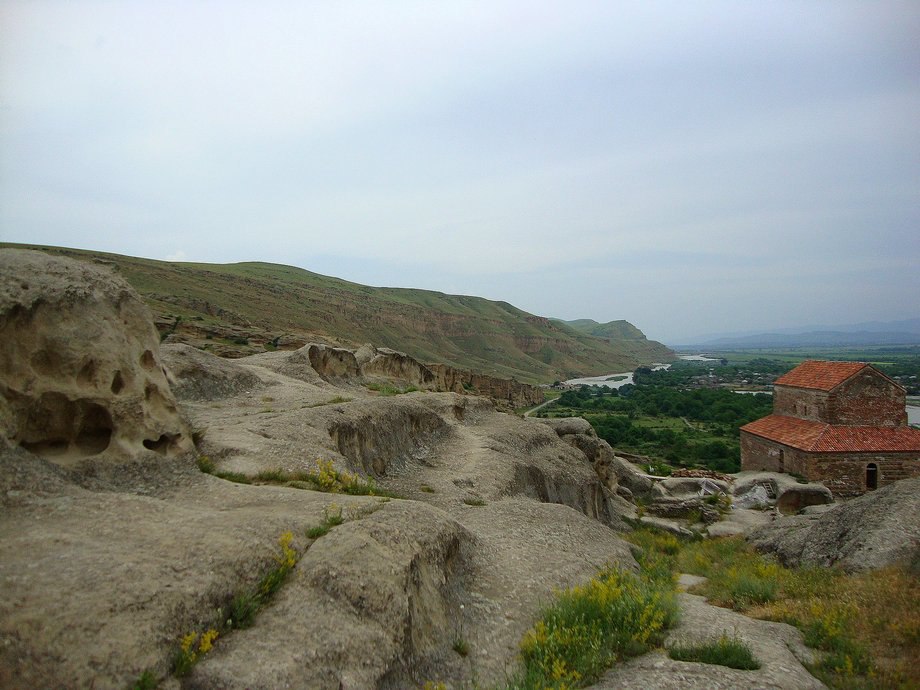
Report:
4,244,673,383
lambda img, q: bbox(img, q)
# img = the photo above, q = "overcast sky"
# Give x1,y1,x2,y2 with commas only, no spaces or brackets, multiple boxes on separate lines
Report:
1,1,918,344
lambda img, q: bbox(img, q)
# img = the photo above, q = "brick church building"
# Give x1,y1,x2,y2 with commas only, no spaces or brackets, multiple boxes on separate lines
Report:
740,360,920,496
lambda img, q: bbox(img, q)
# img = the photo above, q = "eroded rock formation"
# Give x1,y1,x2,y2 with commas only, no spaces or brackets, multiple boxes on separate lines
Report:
0,250,637,687
0,250,193,464
748,476,920,572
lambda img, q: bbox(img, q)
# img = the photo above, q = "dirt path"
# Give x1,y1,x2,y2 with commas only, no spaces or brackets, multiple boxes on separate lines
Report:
589,574,825,689
522,396,557,417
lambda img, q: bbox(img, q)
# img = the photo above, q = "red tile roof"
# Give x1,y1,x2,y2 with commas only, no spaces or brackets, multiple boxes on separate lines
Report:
741,415,920,452
773,360,868,391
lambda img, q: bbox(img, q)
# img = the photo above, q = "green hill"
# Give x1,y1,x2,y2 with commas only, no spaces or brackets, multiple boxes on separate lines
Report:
556,318,648,340
3,244,673,383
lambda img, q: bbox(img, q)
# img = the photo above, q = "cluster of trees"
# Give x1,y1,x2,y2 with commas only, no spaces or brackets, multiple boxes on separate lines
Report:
558,383,773,426
585,413,739,473
551,373,774,473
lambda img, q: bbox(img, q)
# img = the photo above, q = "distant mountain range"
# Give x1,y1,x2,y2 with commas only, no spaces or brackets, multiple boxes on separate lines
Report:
2,243,673,383
676,318,920,349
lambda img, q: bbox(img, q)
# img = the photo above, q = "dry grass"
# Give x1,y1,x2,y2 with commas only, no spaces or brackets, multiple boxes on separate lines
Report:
750,565,920,689
671,535,920,689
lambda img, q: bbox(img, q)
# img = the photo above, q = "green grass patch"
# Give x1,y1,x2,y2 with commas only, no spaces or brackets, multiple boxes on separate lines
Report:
673,537,781,609
201,460,399,498
668,634,761,670
131,670,158,689
463,498,486,506
213,471,252,484
366,382,418,396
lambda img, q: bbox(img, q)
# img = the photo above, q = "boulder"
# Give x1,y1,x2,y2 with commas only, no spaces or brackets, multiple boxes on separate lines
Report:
0,249,193,464
775,483,833,515
638,516,694,538
610,455,667,500
748,477,920,572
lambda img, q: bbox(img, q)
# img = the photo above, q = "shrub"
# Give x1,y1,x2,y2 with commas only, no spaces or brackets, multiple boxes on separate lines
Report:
213,471,252,484
720,565,780,609
453,638,469,657
255,468,286,482
366,382,417,396
508,566,677,688
173,629,219,676
196,455,216,474
668,634,761,670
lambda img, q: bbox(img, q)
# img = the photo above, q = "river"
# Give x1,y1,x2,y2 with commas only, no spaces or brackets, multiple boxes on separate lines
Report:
564,354,722,389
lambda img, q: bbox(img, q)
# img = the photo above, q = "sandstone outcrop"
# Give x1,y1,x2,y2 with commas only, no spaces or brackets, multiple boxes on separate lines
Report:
160,343,262,401
531,416,623,494
306,343,361,381
0,249,193,465
428,363,544,409
747,476,920,572
356,343,436,387
0,251,641,687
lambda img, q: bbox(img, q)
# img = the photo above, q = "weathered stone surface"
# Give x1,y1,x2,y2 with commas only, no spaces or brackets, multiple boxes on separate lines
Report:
0,252,640,687
428,363,544,408
532,416,596,437
611,455,667,500
732,472,834,514
646,497,721,524
160,343,262,401
306,343,361,381
638,516,693,537
528,416,621,493
660,476,731,497
748,477,920,572
0,249,193,465
355,343,436,387
775,483,833,514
